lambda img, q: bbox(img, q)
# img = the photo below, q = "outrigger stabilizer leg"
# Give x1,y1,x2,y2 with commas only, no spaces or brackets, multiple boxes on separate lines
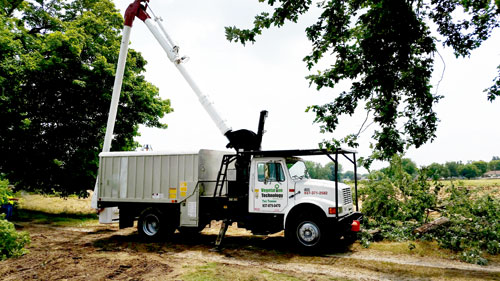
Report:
214,219,230,250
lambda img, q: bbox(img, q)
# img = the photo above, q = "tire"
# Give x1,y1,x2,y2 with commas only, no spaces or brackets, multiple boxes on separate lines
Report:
286,214,329,253
137,208,173,241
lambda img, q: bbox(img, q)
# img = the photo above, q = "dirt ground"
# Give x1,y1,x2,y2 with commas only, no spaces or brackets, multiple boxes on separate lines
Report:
1,220,499,281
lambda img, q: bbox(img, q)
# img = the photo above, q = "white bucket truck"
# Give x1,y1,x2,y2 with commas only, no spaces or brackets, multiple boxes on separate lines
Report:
95,0,362,252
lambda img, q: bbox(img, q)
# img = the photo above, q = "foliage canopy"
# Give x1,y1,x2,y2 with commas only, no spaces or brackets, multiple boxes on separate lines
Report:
0,0,172,196
226,0,500,163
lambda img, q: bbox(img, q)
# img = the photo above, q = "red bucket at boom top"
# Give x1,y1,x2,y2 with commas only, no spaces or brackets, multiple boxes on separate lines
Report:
124,0,150,27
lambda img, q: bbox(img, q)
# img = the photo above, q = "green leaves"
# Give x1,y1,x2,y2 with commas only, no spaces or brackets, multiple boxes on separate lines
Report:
226,0,499,163
486,64,500,101
361,155,437,223
0,217,30,260
433,184,500,264
0,0,172,196
226,0,312,45
0,179,13,205
429,0,499,57
307,0,440,160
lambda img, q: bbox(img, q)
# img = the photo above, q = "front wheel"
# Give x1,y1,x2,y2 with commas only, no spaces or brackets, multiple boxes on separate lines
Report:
286,215,329,253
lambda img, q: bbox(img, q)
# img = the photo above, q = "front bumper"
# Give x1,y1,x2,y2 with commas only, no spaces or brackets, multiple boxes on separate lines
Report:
339,211,363,223
327,211,363,234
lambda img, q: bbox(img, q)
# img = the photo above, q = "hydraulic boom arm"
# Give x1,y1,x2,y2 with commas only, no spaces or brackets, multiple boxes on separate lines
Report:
104,0,266,152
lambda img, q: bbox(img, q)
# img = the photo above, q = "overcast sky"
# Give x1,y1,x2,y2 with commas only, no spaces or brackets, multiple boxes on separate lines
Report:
113,0,500,172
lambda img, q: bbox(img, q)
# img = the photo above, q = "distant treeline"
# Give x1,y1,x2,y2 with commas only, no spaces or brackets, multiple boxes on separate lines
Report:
304,161,368,181
381,156,500,180
306,156,500,181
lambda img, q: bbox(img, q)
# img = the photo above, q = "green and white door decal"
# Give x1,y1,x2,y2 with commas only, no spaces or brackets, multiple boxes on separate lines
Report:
251,161,288,213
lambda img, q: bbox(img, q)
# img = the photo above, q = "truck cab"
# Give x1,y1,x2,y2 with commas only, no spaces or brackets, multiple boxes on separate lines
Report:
229,149,362,251
249,156,354,218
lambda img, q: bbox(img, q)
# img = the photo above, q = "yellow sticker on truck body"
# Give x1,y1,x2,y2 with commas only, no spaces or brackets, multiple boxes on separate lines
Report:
169,188,177,199
180,181,187,197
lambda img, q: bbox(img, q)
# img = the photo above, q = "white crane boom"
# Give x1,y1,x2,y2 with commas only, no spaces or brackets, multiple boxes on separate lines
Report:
92,0,233,215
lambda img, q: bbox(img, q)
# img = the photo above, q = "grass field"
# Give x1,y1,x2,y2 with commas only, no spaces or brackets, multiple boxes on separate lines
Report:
439,178,500,195
441,178,500,187
17,193,96,215
349,178,500,198
13,193,98,227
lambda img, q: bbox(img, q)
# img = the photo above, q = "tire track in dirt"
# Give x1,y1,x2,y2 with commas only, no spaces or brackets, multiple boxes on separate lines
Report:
170,246,500,281
325,252,500,273
171,250,390,281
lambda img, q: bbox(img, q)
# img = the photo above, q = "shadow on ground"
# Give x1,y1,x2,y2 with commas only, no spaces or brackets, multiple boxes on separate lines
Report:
91,228,356,263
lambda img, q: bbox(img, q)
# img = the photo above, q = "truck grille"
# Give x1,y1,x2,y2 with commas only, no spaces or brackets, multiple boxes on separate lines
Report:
342,188,352,205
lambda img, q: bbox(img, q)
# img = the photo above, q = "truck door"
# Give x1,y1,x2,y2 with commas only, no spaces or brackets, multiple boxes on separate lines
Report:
249,159,288,213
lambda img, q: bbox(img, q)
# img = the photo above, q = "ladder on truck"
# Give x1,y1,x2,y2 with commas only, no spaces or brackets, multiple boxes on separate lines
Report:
213,155,237,197
212,154,237,249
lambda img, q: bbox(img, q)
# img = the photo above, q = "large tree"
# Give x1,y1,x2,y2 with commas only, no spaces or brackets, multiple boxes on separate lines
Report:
381,157,418,177
0,0,172,196
226,0,500,165
488,159,500,170
460,163,481,178
445,161,461,178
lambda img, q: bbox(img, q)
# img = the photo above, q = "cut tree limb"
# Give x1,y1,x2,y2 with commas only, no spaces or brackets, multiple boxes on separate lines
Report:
413,217,450,234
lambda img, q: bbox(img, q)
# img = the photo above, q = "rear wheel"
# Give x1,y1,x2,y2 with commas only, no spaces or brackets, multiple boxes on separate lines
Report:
138,208,173,241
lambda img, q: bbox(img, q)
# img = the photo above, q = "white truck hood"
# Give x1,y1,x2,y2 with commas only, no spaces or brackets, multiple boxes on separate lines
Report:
294,179,351,203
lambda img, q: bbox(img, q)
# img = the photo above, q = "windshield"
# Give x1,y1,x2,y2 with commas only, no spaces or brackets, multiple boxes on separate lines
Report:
287,159,309,180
